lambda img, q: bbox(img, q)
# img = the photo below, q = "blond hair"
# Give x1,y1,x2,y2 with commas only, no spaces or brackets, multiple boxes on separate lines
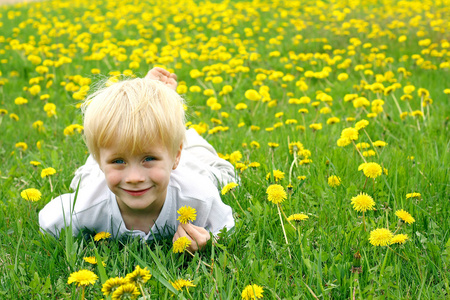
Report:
83,77,186,162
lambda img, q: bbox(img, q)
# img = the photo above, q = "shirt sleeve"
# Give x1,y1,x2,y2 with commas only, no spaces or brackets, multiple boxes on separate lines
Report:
39,193,79,238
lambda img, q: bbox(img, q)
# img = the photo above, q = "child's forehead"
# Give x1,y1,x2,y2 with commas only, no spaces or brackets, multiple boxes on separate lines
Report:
102,138,168,156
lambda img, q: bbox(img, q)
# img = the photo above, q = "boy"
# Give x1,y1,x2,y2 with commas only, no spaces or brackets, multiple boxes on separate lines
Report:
39,68,236,252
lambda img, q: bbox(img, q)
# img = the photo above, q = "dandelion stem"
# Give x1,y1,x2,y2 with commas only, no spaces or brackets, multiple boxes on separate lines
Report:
185,249,212,268
388,246,409,261
288,148,298,184
231,191,246,215
139,283,147,300
280,205,297,231
351,140,367,163
391,94,403,116
277,204,292,259
363,211,366,232
81,286,85,300
363,129,380,158
49,177,53,193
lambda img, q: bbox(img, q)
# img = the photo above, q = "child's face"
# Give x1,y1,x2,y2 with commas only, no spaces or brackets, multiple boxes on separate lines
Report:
98,139,182,216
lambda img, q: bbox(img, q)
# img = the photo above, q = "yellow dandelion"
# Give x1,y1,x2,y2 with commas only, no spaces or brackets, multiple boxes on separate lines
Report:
373,140,387,147
30,161,41,166
341,127,359,140
41,167,56,178
221,182,239,195
125,265,152,285
287,214,309,222
20,188,42,202
15,142,28,151
390,234,409,245
83,256,106,266
241,284,264,300
111,283,140,300
102,277,127,296
266,184,287,204
328,175,341,187
248,162,261,168
171,278,196,291
67,269,98,287
177,206,197,224
337,137,351,147
94,231,111,241
406,192,421,199
173,236,192,253
369,228,393,246
297,175,306,181
355,119,369,130
351,192,375,212
266,170,285,182
395,209,415,224
363,162,382,179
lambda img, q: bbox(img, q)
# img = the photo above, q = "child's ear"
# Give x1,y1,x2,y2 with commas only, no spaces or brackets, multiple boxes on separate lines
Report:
172,143,183,170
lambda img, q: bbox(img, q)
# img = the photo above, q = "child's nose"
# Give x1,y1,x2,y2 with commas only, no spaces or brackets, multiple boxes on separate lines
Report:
125,165,145,183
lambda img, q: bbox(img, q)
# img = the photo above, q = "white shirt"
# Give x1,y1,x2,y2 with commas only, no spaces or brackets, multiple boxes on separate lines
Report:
39,129,236,240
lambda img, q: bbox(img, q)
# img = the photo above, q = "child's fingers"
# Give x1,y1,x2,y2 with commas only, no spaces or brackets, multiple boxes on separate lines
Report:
181,223,210,249
169,73,178,81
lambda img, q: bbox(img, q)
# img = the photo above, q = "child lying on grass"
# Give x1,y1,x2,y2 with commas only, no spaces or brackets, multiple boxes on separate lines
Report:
39,68,236,252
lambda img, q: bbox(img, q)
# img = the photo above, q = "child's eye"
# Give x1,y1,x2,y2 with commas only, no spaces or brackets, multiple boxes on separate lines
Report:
144,156,155,162
112,159,125,164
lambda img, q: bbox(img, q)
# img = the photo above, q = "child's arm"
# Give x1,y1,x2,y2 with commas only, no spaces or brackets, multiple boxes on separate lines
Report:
145,67,178,91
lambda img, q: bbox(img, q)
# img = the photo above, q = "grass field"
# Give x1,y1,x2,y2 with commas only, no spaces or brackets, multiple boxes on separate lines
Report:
1,0,450,299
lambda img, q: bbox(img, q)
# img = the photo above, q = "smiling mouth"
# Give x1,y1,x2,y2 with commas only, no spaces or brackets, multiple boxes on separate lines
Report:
122,188,151,196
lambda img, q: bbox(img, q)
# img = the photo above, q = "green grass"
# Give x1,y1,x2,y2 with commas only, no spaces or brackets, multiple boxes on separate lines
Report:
1,0,450,298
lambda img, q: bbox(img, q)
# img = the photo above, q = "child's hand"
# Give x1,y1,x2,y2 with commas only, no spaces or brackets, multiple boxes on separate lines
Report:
145,67,178,91
173,223,210,252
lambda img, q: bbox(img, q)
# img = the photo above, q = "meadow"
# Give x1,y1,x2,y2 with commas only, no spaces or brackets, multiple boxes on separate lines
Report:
1,0,450,298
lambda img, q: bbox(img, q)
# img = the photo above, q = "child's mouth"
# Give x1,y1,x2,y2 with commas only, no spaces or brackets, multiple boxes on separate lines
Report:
122,188,151,196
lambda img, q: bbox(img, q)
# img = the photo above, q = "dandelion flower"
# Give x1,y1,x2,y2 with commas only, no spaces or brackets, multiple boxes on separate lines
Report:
287,214,308,222
328,175,341,187
30,161,41,166
177,206,197,224
390,234,408,245
94,231,111,241
395,209,415,224
173,236,192,253
125,265,152,285
102,277,127,296
369,228,393,246
373,140,387,147
297,175,306,181
241,284,264,300
341,127,359,141
337,137,351,147
266,184,287,204
248,162,261,168
355,120,369,130
83,256,106,266
363,162,382,179
15,142,28,151
41,167,56,178
351,192,375,212
67,269,98,287
221,182,239,195
111,283,140,300
406,192,421,199
266,170,285,182
171,278,196,291
20,188,42,202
